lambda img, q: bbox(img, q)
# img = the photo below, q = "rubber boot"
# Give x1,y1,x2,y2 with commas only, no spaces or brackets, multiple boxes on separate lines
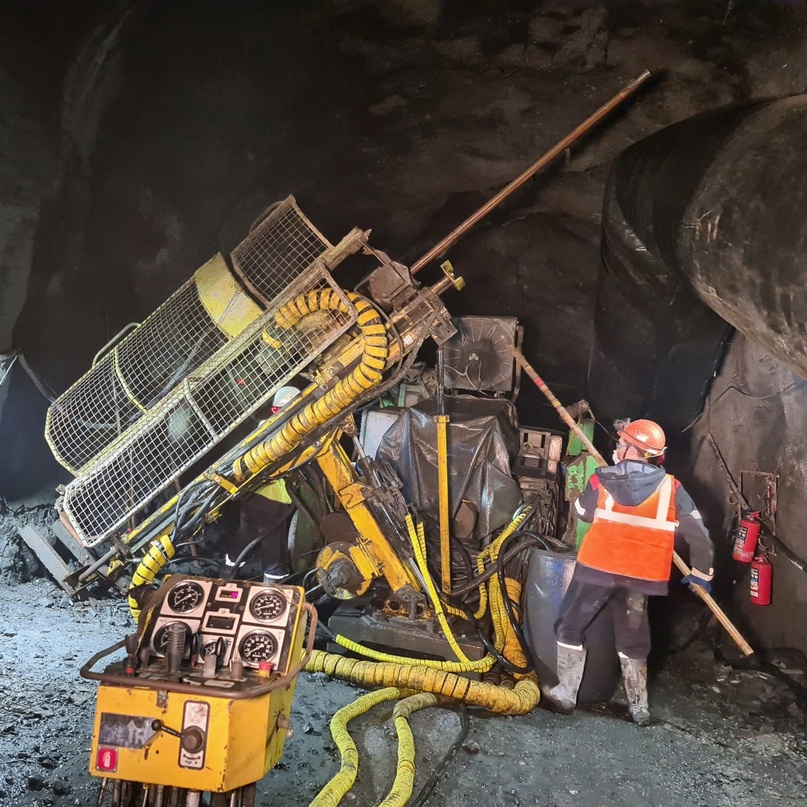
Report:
542,643,587,714
619,654,651,726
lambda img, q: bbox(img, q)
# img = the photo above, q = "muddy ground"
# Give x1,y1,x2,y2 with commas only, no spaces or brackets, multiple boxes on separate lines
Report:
1,577,805,807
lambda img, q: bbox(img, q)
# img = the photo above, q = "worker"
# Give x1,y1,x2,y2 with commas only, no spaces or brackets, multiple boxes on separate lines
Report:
544,419,714,726
225,386,300,583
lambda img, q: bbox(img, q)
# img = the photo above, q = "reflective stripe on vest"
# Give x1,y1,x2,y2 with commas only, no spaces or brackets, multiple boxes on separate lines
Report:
576,475,678,583
593,476,676,532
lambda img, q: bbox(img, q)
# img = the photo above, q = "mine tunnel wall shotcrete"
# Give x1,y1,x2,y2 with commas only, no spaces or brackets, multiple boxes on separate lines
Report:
590,96,807,650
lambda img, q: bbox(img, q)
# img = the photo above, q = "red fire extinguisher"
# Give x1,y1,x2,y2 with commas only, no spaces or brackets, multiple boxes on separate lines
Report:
733,511,762,563
750,553,772,606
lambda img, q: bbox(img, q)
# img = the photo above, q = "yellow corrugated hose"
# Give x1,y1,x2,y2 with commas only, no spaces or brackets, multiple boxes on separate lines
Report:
328,511,532,675
473,505,533,622
331,634,494,674
127,534,175,620
378,693,441,807
309,687,403,807
233,291,389,483
304,651,540,715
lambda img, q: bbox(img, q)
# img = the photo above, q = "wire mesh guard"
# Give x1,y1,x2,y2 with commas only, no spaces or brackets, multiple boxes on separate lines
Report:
45,196,333,475
62,265,357,547
231,197,333,306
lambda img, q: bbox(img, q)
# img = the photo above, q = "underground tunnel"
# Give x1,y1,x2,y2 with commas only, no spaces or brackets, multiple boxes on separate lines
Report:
1,1,807,805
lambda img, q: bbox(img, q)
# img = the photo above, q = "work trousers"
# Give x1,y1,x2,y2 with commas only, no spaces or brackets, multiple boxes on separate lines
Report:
555,576,651,660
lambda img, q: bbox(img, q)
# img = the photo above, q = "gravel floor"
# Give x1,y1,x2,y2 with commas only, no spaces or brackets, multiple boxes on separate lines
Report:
1,578,805,807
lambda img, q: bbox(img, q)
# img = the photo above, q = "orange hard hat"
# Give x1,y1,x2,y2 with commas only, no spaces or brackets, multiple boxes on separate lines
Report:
617,419,666,456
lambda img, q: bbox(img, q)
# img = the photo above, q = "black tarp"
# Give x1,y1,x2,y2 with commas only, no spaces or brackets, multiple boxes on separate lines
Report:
376,396,522,541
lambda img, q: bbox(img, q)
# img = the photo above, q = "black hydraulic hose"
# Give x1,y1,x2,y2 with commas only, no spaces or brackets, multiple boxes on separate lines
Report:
222,535,264,581
514,529,569,552
495,533,535,675
451,532,569,597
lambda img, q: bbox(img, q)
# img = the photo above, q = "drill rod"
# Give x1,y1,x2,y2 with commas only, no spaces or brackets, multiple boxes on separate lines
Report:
410,70,652,276
509,344,755,657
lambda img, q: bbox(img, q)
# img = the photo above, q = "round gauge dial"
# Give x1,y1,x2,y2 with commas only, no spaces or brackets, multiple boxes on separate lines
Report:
167,581,205,613
250,590,286,622
238,631,277,664
152,622,194,657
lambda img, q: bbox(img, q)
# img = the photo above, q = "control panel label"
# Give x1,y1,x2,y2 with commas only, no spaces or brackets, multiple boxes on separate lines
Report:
98,713,156,750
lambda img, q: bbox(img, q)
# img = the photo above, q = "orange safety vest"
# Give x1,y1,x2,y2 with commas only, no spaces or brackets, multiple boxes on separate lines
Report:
577,475,678,583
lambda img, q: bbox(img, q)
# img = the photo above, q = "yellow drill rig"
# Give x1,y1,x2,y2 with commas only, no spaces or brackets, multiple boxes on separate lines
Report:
45,75,649,806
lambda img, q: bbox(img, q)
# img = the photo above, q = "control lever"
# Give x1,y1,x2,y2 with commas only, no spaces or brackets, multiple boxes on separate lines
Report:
151,719,181,738
151,720,206,754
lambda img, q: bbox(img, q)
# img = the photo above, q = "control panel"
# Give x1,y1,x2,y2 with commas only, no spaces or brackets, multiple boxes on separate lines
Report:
146,577,303,673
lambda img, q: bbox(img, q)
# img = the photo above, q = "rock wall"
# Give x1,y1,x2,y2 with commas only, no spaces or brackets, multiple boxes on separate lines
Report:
684,334,807,649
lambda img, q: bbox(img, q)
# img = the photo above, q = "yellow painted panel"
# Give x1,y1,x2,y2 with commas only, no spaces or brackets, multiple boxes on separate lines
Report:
194,253,263,338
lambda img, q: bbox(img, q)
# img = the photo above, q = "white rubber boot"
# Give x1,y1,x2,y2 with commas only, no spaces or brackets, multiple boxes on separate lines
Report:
543,643,587,714
619,653,651,726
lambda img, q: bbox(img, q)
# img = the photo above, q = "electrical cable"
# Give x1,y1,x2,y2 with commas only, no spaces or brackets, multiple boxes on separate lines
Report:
681,377,807,432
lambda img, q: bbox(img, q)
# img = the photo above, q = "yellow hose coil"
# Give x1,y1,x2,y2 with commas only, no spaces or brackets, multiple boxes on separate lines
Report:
309,687,402,807
128,535,175,620
407,517,494,670
305,651,540,715
332,634,494,674
234,291,389,483
378,693,440,807
472,505,534,621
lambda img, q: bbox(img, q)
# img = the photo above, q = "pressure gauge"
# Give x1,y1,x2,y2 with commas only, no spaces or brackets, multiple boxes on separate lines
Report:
167,581,206,614
249,590,286,622
238,631,277,664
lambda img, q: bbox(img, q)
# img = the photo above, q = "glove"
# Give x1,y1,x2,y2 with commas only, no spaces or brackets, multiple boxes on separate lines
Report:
681,570,713,594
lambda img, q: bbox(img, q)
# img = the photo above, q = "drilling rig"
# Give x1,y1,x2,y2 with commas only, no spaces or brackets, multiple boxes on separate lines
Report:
44,74,650,806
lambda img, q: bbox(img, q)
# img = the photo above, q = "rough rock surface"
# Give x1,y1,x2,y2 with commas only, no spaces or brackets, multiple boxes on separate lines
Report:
1,579,805,806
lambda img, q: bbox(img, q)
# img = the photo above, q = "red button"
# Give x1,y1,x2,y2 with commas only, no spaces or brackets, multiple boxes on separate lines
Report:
96,747,118,773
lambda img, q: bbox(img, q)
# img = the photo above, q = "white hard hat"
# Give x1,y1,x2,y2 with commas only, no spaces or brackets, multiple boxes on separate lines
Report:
272,385,301,411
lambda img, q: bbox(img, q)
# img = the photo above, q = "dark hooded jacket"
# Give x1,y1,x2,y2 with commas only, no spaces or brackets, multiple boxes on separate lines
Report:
573,460,713,596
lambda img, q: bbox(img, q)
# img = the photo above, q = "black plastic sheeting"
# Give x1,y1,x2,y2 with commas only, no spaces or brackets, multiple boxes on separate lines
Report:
589,96,807,430
376,396,522,541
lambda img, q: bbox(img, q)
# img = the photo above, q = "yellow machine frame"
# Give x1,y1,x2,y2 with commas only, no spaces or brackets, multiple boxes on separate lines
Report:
85,586,315,794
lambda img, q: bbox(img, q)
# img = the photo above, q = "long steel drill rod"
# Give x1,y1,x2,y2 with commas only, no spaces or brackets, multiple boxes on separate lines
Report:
410,70,651,276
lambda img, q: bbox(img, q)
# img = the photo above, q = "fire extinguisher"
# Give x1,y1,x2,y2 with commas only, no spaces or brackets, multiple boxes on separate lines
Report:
733,511,762,563
750,553,772,606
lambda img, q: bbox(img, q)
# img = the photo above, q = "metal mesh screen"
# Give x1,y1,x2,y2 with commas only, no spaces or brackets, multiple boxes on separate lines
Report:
231,196,332,305
46,196,333,475
45,354,143,473
45,276,228,474
62,266,357,547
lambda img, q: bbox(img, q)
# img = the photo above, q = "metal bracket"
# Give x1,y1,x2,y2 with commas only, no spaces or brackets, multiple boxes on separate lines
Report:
18,526,78,595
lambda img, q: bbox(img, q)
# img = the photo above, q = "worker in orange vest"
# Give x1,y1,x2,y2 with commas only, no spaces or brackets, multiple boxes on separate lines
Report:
544,419,714,725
